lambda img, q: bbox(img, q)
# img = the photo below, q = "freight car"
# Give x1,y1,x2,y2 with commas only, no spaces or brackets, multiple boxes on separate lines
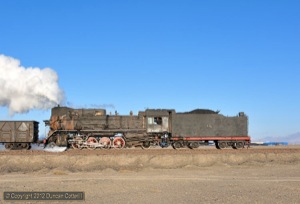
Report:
44,106,250,149
0,121,39,150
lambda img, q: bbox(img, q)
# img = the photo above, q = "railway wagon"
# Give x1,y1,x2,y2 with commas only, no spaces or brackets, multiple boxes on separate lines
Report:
0,121,39,149
45,106,250,149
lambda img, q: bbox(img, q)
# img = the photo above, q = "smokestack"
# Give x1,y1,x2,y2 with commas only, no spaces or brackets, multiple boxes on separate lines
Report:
0,54,65,115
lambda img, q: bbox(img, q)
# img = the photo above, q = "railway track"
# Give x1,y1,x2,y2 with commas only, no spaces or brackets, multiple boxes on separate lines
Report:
0,145,299,156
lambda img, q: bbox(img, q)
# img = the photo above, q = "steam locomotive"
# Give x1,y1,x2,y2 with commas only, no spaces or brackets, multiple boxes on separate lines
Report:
42,106,250,150
0,106,250,150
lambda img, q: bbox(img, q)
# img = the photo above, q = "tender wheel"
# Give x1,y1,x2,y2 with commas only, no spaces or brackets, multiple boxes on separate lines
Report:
188,142,200,149
99,137,111,149
142,141,151,149
215,142,220,149
236,141,245,149
218,141,227,149
87,137,98,150
113,137,125,148
172,141,182,149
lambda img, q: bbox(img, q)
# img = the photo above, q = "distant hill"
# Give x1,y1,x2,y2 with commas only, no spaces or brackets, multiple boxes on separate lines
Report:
256,132,300,144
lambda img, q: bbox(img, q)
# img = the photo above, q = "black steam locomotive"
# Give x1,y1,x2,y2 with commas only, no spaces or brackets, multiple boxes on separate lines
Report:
42,106,250,150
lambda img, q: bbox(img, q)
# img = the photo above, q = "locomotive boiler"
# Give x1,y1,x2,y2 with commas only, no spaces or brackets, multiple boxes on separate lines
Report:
44,106,250,149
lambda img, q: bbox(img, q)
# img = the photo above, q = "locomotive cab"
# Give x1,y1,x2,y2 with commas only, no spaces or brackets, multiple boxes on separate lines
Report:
145,109,174,133
147,116,169,133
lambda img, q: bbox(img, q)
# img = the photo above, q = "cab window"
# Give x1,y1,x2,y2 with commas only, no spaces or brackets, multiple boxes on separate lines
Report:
148,117,153,124
154,117,162,125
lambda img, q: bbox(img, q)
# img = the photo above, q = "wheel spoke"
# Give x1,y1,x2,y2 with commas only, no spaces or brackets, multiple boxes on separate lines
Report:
87,137,98,150
99,137,111,149
113,137,125,148
72,138,83,149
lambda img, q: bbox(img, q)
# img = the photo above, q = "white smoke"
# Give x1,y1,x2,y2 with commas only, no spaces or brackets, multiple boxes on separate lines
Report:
0,54,65,115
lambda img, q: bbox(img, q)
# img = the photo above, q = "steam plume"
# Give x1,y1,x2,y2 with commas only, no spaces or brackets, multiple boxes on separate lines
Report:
0,54,65,115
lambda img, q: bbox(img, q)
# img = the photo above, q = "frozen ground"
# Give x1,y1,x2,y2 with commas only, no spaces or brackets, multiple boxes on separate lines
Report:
0,146,299,203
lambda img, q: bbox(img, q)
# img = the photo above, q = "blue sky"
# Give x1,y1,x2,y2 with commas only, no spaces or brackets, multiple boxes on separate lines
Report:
0,0,299,140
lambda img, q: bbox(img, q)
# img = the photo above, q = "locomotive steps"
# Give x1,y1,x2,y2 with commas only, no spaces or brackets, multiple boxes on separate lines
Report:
0,147,300,173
